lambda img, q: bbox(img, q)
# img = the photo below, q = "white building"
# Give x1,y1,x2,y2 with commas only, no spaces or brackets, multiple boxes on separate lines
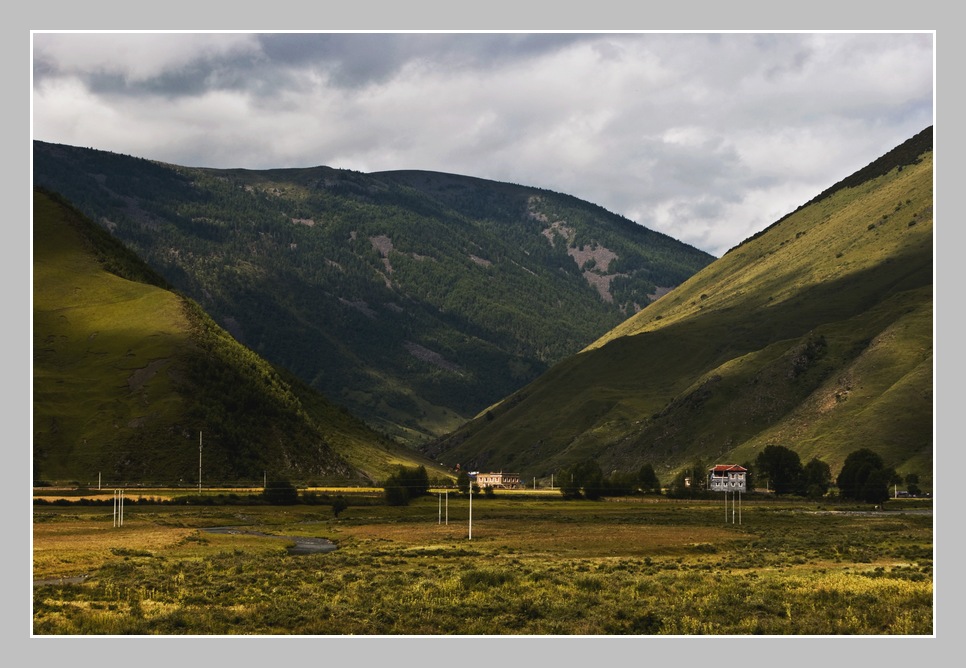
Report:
707,464,747,492
471,471,522,489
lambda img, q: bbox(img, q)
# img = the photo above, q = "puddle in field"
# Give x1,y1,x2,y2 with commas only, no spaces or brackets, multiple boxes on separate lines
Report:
202,526,338,554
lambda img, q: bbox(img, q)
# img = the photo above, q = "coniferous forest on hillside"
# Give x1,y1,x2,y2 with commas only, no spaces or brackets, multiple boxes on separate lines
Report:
34,141,714,448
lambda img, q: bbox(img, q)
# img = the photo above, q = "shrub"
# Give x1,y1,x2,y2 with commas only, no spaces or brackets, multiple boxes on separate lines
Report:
332,496,349,518
637,463,662,494
836,449,898,503
755,445,804,495
382,465,430,506
262,479,299,505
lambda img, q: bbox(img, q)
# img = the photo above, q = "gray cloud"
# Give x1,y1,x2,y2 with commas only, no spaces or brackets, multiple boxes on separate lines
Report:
257,33,589,88
31,31,934,256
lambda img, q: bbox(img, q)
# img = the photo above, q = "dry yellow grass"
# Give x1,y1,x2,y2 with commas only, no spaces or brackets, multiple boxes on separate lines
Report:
334,519,745,558
32,496,932,635
33,516,193,580
32,512,287,581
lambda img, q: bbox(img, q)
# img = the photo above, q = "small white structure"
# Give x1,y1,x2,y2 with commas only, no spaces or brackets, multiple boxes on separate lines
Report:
708,464,747,492
471,471,522,489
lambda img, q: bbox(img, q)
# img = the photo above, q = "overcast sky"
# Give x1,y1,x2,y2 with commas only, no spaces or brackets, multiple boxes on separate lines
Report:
31,31,933,257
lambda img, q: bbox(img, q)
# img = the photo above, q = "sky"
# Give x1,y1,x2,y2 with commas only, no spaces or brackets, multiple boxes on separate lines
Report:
31,31,934,257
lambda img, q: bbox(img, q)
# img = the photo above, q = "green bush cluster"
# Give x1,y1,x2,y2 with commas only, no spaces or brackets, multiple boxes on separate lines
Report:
382,465,431,506
558,458,661,499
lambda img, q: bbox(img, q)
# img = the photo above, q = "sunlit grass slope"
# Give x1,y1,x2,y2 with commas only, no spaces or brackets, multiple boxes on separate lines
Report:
430,128,933,485
33,190,442,486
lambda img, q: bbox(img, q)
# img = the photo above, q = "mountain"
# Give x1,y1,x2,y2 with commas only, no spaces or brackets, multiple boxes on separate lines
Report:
33,188,441,486
427,127,934,487
32,143,715,444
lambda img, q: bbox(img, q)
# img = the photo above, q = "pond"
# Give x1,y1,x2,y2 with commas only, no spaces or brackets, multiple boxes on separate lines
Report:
203,527,337,554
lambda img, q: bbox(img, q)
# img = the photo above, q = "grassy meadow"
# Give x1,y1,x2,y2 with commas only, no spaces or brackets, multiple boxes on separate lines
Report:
32,492,933,635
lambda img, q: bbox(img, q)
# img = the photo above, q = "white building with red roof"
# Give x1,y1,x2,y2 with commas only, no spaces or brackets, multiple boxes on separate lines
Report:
708,464,747,492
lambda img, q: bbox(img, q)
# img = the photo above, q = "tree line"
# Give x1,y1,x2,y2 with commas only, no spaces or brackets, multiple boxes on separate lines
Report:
555,445,921,504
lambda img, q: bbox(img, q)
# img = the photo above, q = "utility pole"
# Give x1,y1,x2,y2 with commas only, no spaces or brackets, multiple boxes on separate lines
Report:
198,431,203,493
468,482,473,540
113,489,124,527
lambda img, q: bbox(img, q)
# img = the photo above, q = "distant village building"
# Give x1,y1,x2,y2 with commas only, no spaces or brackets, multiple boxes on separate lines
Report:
471,471,522,489
707,464,747,492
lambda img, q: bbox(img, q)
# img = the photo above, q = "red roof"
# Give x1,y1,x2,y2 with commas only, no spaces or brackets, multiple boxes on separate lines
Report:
710,464,747,473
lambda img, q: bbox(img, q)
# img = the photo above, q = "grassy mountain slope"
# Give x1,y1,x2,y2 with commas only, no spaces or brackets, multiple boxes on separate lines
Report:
33,144,714,444
428,127,933,486
33,189,441,486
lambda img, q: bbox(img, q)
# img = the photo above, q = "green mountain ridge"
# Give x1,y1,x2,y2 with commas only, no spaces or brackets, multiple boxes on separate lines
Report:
33,142,715,444
427,127,934,487
33,189,440,486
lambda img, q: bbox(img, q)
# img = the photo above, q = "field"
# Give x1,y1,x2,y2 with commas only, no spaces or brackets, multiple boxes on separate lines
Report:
32,491,933,635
